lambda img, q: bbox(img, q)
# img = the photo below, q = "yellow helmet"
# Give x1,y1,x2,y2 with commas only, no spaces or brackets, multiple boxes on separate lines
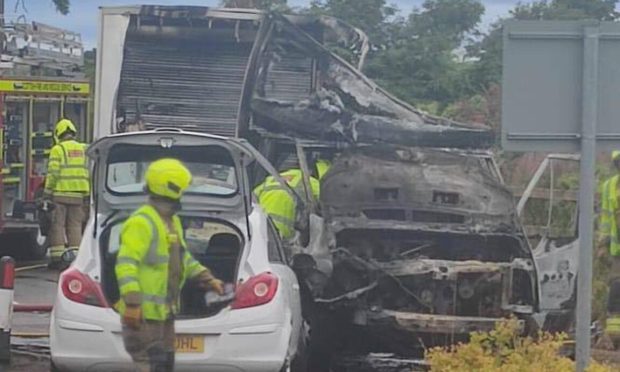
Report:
613,151,620,161
316,159,331,180
54,119,77,139
144,158,192,200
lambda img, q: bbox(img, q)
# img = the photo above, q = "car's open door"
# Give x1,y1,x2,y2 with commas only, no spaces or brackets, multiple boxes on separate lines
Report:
517,154,580,331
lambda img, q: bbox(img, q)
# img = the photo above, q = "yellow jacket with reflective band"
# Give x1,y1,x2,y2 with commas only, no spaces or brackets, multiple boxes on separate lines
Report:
44,140,90,198
606,316,620,334
600,175,620,256
115,205,207,321
254,169,319,239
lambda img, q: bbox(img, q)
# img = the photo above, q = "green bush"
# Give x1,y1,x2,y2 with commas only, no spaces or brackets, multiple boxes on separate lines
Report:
426,318,613,372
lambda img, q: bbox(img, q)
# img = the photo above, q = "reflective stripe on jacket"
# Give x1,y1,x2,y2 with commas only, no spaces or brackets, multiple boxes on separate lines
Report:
601,175,620,256
254,169,319,239
44,140,90,198
115,204,207,320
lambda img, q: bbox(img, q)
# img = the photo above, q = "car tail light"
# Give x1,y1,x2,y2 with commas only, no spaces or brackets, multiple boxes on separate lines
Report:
231,272,279,310
60,268,109,308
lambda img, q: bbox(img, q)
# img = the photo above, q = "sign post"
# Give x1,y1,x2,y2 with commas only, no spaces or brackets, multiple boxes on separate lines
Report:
575,26,598,371
503,20,620,371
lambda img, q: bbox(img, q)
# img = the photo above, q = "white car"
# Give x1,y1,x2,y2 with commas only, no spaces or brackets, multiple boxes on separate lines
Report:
50,129,307,372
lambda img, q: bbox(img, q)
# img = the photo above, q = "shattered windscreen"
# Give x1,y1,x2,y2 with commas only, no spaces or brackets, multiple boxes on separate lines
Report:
105,144,238,197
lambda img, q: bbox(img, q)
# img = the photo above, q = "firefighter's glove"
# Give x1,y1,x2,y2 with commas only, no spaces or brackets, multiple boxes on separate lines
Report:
209,279,225,296
122,305,142,330
196,270,224,295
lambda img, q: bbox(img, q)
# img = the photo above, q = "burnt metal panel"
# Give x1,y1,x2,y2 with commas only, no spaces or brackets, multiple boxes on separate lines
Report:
372,310,524,334
251,15,495,149
118,37,253,136
321,147,516,228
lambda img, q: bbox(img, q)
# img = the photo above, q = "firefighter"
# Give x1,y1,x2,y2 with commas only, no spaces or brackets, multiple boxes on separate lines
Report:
44,119,90,268
254,159,331,239
602,151,620,342
315,159,331,181
115,158,224,372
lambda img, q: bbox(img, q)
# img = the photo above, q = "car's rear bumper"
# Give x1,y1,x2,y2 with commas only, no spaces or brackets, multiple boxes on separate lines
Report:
51,318,292,372
50,294,294,372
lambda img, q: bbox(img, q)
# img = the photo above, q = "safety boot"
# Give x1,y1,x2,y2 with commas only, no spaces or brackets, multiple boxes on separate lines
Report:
47,245,65,270
48,246,77,271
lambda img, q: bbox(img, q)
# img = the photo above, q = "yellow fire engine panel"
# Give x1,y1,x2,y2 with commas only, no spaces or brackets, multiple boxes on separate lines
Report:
0,80,90,95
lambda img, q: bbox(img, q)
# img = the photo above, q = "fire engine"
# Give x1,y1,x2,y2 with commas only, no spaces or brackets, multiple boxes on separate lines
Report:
0,21,91,259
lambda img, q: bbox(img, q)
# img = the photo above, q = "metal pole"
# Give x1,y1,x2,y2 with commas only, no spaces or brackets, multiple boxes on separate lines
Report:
0,0,4,28
575,25,599,372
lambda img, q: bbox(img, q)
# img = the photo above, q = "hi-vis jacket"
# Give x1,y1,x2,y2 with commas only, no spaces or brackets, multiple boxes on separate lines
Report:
600,175,620,256
44,140,90,199
115,205,207,320
254,169,319,239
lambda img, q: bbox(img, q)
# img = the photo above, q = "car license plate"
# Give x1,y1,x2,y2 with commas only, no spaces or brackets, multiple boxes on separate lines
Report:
175,335,204,353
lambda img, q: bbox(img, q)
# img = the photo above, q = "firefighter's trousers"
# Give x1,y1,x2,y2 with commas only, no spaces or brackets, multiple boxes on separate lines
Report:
122,320,175,372
49,196,85,262
608,256,620,314
606,256,620,339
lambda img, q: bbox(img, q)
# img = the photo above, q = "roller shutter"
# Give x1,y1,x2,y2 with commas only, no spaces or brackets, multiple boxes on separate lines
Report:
118,38,252,136
263,52,314,102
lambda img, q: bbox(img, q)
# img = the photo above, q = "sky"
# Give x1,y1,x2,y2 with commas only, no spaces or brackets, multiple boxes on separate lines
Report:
17,0,516,48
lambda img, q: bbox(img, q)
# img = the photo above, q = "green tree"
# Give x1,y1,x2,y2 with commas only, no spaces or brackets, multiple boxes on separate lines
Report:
220,0,288,11
364,0,484,109
52,0,70,15
408,0,483,45
512,0,618,20
309,0,398,44
17,1,69,15
83,49,96,84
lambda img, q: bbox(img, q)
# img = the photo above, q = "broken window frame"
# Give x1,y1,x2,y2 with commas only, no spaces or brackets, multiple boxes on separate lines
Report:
517,154,580,246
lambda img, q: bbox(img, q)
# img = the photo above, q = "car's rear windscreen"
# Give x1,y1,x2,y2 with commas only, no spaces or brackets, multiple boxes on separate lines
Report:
106,144,238,197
